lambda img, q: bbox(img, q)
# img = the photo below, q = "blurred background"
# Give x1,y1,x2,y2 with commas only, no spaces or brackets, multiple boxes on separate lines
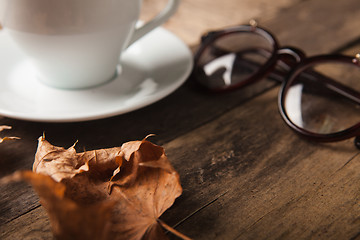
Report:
141,0,303,45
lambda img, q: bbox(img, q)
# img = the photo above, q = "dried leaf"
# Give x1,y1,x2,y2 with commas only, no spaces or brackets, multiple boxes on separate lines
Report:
7,136,185,240
0,125,19,143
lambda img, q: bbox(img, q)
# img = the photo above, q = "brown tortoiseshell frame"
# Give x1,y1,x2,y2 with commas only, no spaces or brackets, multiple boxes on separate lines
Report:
193,22,360,148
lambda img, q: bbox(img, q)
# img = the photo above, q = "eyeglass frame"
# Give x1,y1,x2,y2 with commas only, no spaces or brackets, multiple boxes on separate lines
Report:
193,21,360,148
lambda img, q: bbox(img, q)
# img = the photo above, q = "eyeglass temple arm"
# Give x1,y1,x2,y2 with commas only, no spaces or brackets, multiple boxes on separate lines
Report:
253,55,360,105
275,47,360,104
206,45,360,104
302,70,360,105
271,49,360,105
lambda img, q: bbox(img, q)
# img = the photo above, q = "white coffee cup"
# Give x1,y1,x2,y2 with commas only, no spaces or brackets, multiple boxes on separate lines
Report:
0,0,180,89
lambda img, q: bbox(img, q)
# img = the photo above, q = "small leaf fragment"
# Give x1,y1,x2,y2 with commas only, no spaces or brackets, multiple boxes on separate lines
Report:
0,125,20,143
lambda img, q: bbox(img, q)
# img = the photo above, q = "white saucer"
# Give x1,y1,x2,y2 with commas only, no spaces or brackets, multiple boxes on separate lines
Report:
0,27,193,122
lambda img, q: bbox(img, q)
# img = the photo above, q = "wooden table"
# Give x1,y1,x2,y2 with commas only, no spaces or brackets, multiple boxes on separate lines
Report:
2,0,360,239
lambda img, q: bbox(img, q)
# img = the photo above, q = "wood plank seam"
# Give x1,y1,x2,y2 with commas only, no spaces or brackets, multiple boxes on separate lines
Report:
334,152,360,174
3,204,41,225
170,190,229,230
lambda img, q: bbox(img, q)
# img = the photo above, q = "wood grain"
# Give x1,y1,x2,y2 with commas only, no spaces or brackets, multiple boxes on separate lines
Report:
1,0,360,239
161,88,360,239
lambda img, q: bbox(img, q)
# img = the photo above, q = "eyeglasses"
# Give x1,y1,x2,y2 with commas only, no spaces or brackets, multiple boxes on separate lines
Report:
193,20,360,149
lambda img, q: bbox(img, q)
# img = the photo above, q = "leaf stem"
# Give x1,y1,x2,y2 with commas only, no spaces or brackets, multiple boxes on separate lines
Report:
158,219,192,240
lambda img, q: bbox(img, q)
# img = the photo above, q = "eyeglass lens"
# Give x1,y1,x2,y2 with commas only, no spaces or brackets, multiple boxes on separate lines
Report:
196,31,274,90
284,61,360,135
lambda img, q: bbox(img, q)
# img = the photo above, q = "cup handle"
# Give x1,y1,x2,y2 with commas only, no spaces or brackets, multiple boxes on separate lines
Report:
126,0,180,47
